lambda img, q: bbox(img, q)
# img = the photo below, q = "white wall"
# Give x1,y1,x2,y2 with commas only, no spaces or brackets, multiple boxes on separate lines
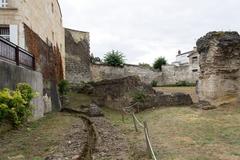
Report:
9,24,18,45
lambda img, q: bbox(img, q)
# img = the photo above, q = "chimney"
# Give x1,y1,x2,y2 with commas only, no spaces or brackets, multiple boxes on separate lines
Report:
178,50,181,55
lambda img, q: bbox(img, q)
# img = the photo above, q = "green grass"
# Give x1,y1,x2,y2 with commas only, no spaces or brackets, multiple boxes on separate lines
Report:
0,112,82,160
103,106,240,160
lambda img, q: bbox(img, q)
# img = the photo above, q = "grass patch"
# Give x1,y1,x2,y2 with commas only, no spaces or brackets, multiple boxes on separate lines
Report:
0,112,82,160
103,106,240,160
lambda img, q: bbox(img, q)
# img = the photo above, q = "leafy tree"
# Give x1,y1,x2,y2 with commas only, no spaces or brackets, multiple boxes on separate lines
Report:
103,50,125,67
153,57,167,71
90,53,102,64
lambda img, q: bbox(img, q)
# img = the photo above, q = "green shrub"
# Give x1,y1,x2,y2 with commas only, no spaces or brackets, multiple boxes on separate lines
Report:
0,83,37,126
151,80,158,87
58,80,69,96
153,57,167,71
103,50,125,67
176,81,195,87
132,90,147,103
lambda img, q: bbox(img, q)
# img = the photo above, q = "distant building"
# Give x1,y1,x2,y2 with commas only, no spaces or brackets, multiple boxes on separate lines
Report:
172,47,199,72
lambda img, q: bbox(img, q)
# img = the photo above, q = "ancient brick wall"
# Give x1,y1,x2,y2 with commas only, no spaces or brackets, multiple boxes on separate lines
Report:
65,28,92,83
196,31,240,106
24,24,62,111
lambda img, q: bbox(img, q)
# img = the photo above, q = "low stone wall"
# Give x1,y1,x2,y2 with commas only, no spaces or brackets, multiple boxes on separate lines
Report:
0,60,44,120
91,64,198,85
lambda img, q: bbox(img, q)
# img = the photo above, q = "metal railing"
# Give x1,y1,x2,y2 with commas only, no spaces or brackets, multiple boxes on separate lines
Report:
0,36,35,70
122,103,157,160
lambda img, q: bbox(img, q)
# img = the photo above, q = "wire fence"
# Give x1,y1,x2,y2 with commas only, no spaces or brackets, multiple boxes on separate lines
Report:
122,104,157,160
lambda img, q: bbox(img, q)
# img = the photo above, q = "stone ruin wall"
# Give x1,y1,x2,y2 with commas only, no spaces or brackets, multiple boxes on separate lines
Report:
24,24,63,111
65,28,92,84
91,64,198,86
196,31,240,106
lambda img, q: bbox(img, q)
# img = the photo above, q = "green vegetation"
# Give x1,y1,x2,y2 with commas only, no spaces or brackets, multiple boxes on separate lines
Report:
151,80,158,87
153,57,167,71
160,81,196,87
103,105,240,160
0,83,37,127
132,90,147,103
103,50,125,67
58,80,70,96
90,53,102,64
0,112,82,159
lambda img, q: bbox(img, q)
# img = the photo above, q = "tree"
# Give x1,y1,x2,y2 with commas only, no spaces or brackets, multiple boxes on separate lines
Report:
103,50,125,67
90,53,102,64
153,57,167,71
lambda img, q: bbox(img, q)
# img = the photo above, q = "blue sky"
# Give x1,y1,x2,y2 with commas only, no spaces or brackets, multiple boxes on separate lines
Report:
59,0,240,64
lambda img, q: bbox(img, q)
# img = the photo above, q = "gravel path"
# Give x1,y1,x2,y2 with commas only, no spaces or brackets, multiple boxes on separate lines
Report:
45,114,88,160
91,117,130,160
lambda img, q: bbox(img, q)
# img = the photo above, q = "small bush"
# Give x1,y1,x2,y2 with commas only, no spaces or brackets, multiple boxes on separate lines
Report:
103,50,125,67
176,81,195,87
153,57,167,71
132,90,147,103
0,83,37,126
151,80,158,87
58,80,69,96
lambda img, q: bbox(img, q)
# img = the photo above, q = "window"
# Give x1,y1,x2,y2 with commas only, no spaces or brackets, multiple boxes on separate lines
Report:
192,69,198,72
192,57,198,63
0,0,8,8
0,26,10,41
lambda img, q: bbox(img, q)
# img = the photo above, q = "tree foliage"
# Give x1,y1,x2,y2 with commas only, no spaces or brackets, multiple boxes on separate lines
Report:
58,80,69,96
153,57,167,71
103,50,125,67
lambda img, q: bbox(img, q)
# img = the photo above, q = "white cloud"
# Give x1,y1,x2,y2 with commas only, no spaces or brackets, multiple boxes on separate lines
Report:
59,0,240,64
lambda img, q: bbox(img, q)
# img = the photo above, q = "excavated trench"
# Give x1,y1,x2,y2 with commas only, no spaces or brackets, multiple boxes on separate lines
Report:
61,108,97,160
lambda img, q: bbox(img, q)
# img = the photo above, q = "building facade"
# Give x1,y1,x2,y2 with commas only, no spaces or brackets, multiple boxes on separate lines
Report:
0,0,65,75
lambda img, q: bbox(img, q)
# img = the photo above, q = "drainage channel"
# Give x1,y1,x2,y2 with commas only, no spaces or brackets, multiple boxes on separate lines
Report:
61,108,97,160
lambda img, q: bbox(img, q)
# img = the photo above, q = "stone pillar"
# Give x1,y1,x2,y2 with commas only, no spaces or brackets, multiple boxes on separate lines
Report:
196,31,240,106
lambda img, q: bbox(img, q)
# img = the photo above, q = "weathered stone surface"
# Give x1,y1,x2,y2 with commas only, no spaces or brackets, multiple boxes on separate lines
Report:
0,60,44,120
88,103,104,117
91,64,199,85
135,92,193,111
75,76,193,111
196,31,240,106
65,29,92,84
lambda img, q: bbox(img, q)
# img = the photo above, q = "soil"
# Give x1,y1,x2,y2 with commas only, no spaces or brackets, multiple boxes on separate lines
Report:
91,117,130,160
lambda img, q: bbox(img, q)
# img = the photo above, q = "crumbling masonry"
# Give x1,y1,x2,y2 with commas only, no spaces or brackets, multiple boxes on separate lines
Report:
196,31,240,106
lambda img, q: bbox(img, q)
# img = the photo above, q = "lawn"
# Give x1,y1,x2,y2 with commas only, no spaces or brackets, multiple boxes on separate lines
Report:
0,112,84,160
103,106,240,160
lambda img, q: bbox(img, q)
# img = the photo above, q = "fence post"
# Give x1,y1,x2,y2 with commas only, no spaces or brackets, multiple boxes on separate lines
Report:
15,46,19,66
132,114,138,132
144,121,151,158
32,56,36,70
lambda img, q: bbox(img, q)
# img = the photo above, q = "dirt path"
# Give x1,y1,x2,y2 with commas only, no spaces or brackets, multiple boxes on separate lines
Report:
0,112,88,160
62,108,131,160
91,117,130,160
